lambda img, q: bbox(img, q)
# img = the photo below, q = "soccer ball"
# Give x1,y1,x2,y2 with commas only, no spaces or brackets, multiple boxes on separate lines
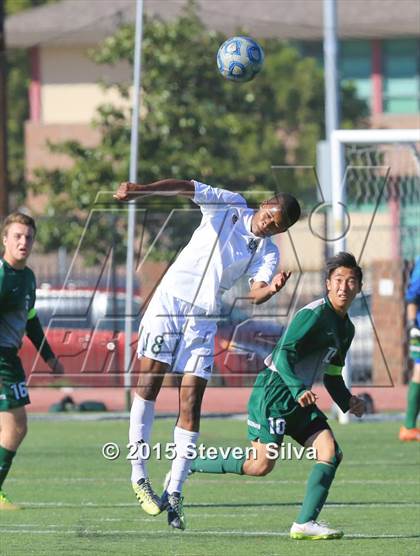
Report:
217,36,264,82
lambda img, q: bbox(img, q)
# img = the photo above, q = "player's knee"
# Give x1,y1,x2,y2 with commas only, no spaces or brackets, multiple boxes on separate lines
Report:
255,461,274,476
7,421,27,448
136,377,163,401
316,448,334,463
320,443,343,469
245,457,275,477
179,401,201,431
16,420,28,440
180,391,202,416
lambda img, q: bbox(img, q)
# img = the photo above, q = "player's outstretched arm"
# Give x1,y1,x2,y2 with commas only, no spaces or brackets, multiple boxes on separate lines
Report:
249,271,291,305
113,179,195,201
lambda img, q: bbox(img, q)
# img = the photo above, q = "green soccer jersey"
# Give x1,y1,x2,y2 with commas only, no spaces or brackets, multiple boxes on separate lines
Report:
0,258,36,348
266,296,355,402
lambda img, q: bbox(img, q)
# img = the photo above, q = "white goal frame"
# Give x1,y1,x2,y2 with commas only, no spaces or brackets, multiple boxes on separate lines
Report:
330,128,420,423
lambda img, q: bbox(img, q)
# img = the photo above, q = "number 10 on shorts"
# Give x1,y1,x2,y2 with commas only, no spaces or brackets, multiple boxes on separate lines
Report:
268,417,286,435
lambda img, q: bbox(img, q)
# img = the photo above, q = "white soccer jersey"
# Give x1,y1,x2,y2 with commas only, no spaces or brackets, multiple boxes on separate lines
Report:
159,180,280,313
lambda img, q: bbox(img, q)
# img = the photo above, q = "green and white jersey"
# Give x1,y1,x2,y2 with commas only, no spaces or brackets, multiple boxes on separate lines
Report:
265,296,355,401
0,258,36,348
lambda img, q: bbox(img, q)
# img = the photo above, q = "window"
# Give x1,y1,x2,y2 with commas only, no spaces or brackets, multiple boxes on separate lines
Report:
340,41,372,109
383,39,420,114
299,40,372,108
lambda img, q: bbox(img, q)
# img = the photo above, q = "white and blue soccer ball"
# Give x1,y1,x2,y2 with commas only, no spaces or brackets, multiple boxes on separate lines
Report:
217,36,264,82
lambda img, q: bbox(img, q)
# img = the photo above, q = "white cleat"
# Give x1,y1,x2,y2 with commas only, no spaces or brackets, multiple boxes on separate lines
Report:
290,520,343,540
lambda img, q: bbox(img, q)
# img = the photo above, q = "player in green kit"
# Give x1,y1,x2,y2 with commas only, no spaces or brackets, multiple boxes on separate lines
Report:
0,213,64,509
188,252,366,540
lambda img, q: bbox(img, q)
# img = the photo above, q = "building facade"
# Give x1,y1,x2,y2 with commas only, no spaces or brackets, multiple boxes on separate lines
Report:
6,0,420,177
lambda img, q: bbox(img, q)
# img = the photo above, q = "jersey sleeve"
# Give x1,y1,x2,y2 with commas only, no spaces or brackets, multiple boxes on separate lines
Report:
323,321,355,412
247,241,279,285
269,308,319,400
325,322,355,373
323,374,352,412
192,180,246,213
26,314,55,362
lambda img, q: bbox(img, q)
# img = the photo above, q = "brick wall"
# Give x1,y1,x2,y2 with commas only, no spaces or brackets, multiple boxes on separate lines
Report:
371,259,407,385
370,113,420,129
25,121,101,180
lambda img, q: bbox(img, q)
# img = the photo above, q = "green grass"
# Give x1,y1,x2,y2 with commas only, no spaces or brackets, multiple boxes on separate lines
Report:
1,416,419,555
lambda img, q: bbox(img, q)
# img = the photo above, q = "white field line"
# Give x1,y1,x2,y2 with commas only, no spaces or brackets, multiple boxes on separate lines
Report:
0,528,418,539
14,501,420,508
7,478,420,485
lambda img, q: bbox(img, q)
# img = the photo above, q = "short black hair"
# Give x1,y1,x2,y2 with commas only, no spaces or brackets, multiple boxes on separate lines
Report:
326,252,363,285
266,193,301,228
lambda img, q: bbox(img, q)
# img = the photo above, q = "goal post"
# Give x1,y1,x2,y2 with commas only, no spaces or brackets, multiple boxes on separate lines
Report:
329,128,420,423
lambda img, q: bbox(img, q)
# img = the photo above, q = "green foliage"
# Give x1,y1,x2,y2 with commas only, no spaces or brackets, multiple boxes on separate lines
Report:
30,4,368,261
5,0,57,204
6,48,28,202
5,0,49,15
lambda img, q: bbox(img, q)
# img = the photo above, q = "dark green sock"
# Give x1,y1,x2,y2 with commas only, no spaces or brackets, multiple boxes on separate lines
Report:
191,452,246,475
296,462,336,524
0,445,16,490
404,381,420,429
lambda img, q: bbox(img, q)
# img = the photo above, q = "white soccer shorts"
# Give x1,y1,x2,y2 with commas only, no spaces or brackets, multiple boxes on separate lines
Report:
137,288,217,380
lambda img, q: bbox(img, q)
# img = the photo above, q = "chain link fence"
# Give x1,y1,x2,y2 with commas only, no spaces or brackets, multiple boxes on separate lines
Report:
26,142,418,386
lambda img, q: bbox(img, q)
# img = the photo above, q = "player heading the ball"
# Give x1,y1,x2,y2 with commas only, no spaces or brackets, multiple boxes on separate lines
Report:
114,178,300,530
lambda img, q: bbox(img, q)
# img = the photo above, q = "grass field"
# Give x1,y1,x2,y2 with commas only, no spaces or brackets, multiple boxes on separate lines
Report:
1,415,419,556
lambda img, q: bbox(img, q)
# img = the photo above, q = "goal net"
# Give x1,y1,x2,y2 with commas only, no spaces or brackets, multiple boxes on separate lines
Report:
330,128,420,422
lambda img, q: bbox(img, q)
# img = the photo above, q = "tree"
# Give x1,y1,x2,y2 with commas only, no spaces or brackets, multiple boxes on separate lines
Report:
31,3,368,262
5,0,56,206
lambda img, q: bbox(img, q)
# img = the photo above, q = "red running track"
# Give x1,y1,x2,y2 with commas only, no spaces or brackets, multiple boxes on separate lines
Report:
27,385,407,414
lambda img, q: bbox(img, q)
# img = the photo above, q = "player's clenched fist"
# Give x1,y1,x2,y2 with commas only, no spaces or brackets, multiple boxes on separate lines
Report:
270,271,291,294
297,390,318,407
349,395,366,417
113,182,139,201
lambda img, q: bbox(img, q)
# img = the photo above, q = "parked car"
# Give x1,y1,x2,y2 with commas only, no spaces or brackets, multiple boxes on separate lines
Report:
20,288,285,388
20,286,373,388
213,304,284,386
20,287,142,387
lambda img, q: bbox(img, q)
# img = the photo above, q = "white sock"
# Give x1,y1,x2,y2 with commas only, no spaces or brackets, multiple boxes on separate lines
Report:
129,394,155,483
167,426,199,494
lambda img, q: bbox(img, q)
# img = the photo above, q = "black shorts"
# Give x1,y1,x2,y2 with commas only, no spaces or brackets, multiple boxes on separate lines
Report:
292,417,332,446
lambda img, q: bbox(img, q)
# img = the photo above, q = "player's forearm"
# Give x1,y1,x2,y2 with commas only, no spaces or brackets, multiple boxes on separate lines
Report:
407,302,418,324
116,179,195,200
248,285,275,305
25,315,55,363
136,179,194,194
323,374,352,412
249,273,291,305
